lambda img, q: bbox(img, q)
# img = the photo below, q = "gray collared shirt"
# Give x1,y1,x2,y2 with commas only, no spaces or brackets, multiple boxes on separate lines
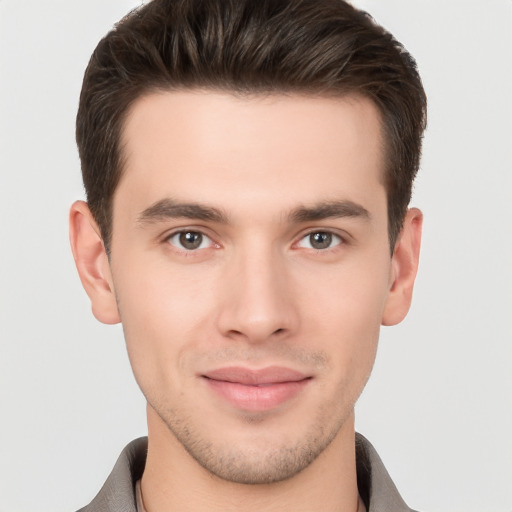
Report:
77,434,418,512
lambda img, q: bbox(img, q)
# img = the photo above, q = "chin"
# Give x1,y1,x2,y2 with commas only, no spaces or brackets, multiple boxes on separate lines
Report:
153,396,350,485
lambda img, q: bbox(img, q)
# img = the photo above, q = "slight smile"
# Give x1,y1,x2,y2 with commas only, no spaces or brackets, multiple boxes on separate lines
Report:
202,366,312,412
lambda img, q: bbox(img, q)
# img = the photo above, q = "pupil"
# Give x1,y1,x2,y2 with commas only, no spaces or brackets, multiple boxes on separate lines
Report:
311,232,332,249
180,231,202,249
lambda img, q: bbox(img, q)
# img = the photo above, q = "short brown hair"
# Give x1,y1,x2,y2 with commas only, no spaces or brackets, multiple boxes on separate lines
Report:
76,0,427,253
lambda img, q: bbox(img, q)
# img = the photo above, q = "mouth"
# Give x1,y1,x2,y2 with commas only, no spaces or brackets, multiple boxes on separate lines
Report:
201,366,312,412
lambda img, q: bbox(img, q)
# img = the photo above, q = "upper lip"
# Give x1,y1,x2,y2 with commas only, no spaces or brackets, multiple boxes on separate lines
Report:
202,366,310,385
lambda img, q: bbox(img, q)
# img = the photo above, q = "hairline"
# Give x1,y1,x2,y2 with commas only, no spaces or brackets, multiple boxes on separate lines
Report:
107,85,393,254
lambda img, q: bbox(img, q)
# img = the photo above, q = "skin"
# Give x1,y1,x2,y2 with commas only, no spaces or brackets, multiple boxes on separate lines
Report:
70,91,422,512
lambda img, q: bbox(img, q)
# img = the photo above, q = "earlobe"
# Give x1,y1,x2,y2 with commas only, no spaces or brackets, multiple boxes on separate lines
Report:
69,200,121,325
381,208,423,326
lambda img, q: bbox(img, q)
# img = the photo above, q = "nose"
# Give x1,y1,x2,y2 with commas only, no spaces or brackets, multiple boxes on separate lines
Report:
216,244,298,344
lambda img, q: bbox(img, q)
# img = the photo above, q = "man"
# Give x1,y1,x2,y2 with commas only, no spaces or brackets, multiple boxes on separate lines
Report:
69,0,426,510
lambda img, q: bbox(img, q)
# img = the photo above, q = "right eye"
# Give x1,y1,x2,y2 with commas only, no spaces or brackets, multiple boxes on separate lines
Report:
166,231,214,251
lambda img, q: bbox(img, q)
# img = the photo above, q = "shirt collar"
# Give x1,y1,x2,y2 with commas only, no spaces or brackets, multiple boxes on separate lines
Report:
79,434,415,512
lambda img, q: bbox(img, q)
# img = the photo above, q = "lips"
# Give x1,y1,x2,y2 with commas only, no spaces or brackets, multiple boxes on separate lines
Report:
201,366,311,412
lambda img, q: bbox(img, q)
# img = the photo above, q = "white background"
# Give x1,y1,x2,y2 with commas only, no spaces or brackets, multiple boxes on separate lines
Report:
0,1,511,511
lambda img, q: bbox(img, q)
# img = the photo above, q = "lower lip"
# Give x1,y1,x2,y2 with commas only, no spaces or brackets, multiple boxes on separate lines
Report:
204,378,310,412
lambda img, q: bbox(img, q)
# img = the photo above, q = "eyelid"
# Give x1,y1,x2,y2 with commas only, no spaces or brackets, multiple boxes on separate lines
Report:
162,226,220,251
294,228,349,250
159,225,350,252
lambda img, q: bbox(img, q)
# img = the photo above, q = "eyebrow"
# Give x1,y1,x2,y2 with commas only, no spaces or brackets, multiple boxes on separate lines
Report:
289,200,371,223
137,198,370,226
138,198,228,224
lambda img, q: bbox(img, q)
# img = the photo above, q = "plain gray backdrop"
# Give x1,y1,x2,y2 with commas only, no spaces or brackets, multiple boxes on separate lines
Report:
1,1,511,511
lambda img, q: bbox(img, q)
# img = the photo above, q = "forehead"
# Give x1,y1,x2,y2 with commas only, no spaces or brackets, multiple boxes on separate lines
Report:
116,90,386,219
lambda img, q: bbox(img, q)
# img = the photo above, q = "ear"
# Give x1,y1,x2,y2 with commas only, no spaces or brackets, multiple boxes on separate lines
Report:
381,208,423,326
69,201,121,324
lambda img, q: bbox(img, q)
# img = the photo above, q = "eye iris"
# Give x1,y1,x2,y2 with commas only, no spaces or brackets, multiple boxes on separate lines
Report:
310,232,332,249
179,231,203,250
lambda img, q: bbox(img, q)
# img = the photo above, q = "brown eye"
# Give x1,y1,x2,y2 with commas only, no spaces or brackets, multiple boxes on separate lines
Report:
297,231,342,250
168,231,210,250
180,231,203,249
310,232,332,249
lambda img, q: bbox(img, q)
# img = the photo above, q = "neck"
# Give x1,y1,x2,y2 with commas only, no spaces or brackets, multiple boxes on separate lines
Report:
141,405,361,512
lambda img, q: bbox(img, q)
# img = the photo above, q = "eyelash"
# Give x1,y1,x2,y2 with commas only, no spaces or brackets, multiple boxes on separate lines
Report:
164,229,217,252
295,230,345,252
163,228,347,255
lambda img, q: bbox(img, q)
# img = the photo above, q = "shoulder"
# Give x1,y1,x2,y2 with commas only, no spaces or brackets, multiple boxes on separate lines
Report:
76,437,148,512
356,433,420,512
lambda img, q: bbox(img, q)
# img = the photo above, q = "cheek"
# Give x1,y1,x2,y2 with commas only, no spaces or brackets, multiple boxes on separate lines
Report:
297,256,390,367
111,256,218,388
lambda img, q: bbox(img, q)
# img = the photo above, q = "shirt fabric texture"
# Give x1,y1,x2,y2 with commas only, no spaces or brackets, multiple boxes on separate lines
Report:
77,433,418,512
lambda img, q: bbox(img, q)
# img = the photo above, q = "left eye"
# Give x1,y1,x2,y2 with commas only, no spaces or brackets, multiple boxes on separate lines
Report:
297,231,342,250
167,231,213,251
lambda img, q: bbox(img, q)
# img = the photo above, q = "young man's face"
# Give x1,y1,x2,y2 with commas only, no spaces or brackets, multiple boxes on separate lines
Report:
71,91,421,484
